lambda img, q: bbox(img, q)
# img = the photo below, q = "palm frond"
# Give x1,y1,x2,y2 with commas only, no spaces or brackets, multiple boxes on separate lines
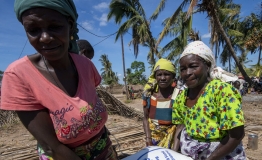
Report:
155,0,191,48
227,29,244,37
150,0,166,21
186,0,198,18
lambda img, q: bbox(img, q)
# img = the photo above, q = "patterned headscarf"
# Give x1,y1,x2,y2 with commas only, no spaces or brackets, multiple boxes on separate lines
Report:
143,58,176,96
180,41,238,82
14,0,79,53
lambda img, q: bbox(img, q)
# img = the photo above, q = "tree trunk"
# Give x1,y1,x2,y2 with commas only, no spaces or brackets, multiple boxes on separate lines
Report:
228,56,231,73
258,44,261,65
215,41,219,65
208,1,252,84
121,34,129,100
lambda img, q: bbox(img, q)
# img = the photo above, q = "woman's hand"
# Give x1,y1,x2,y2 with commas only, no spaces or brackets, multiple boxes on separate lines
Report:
143,107,153,147
172,124,185,151
145,138,153,146
16,109,81,160
206,125,245,160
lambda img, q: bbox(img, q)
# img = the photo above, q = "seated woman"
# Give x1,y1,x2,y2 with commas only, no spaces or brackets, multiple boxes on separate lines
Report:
1,0,117,159
143,59,180,149
172,41,246,160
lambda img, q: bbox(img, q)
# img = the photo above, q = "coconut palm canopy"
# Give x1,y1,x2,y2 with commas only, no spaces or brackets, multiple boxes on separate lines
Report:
0,1,260,85
107,0,262,84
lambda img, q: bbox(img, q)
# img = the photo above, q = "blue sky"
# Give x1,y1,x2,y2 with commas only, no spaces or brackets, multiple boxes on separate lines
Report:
0,0,261,84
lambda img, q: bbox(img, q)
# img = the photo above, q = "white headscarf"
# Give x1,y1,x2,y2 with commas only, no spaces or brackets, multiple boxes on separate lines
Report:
180,41,238,82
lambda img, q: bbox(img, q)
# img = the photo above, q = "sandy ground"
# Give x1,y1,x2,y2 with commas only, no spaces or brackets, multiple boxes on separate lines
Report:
1,94,262,159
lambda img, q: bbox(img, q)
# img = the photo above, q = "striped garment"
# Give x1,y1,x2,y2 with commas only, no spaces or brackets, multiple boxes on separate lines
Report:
143,88,180,125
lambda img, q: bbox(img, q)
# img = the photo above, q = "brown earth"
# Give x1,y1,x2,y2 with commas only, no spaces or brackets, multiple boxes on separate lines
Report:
1,94,262,160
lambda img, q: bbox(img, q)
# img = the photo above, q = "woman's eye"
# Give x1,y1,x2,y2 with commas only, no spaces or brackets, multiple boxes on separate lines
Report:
27,28,40,36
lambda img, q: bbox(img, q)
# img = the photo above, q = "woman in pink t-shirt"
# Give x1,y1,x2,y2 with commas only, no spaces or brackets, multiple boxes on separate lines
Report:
0,0,117,160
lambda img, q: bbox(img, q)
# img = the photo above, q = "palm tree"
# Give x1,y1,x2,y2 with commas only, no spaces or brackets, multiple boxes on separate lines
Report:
152,0,192,49
153,0,252,84
231,51,252,74
250,63,262,77
99,54,114,81
159,11,193,62
243,13,262,67
113,72,119,84
99,56,119,85
215,3,245,72
208,1,242,64
107,0,159,64
197,0,251,84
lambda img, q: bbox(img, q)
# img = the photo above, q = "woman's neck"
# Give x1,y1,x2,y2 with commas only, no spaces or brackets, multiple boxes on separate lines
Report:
42,53,72,70
158,86,173,98
187,80,209,99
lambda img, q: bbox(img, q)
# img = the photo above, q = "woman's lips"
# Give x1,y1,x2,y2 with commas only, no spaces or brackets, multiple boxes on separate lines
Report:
40,46,60,53
185,78,196,83
42,46,59,50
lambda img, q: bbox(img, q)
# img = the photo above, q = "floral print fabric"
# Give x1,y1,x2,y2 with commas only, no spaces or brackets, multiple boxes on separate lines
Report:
172,79,244,142
180,128,246,160
148,118,176,149
37,127,118,160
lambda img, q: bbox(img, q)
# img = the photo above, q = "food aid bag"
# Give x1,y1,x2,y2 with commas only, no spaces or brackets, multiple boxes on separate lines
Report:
122,146,193,160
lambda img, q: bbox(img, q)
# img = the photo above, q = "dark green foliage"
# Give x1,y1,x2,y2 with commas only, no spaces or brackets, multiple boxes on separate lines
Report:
99,54,119,85
126,61,147,85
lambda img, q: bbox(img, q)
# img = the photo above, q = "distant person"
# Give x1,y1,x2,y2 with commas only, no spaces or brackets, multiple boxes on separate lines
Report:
237,75,246,92
142,58,180,149
77,39,94,60
233,80,242,95
130,86,134,99
127,86,131,98
127,86,130,94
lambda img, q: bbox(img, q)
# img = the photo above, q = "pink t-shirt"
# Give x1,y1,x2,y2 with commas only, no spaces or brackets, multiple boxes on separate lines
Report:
0,53,107,148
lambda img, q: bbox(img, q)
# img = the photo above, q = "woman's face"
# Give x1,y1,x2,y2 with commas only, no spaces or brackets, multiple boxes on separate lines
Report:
21,8,73,61
179,54,209,88
155,69,174,89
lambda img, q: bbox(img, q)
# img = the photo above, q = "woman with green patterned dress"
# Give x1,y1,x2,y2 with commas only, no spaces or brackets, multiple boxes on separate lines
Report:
172,41,246,160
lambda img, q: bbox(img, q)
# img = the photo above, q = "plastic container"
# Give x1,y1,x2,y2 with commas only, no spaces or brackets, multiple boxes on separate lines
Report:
248,133,258,150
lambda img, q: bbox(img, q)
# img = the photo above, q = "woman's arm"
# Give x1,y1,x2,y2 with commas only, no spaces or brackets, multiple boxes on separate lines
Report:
142,107,153,146
16,109,81,160
172,124,184,151
206,125,245,160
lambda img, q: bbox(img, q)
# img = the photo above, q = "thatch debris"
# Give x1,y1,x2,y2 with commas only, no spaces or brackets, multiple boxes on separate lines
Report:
96,86,143,120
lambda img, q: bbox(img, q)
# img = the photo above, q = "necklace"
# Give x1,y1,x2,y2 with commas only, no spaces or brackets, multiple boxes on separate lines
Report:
41,55,77,90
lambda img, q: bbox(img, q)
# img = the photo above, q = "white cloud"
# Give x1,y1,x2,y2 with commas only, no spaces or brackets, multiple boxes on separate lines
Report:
117,73,122,77
93,2,109,12
80,21,94,30
94,13,108,26
202,33,211,39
